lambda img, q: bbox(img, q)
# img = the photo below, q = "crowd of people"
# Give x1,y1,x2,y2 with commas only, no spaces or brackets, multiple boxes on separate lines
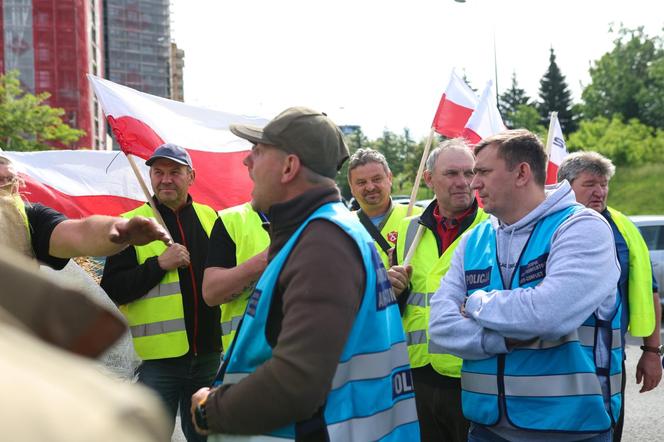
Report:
0,106,661,442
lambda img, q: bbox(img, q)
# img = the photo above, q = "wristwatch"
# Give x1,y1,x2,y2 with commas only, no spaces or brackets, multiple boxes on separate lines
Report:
640,344,664,356
194,395,209,431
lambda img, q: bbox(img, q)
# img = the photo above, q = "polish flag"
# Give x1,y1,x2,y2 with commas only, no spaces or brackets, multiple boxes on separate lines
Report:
461,81,506,144
432,71,479,138
545,112,568,185
4,150,148,218
89,75,267,212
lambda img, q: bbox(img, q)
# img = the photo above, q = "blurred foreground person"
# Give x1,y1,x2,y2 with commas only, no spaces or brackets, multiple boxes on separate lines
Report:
0,245,170,442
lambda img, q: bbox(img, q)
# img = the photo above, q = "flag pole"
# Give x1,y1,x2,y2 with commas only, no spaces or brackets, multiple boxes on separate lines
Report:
402,126,436,266
544,111,558,160
125,153,171,236
406,127,435,217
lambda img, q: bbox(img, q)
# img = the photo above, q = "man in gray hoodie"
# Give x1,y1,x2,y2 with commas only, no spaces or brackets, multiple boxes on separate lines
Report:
429,129,621,442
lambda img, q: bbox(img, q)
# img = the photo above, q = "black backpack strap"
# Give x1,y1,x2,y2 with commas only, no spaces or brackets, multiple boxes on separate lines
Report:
357,210,392,255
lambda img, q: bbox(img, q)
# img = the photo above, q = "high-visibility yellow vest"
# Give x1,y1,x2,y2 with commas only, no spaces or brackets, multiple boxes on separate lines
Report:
119,202,217,360
608,206,655,337
396,208,487,377
0,193,33,258
218,202,270,352
355,202,422,269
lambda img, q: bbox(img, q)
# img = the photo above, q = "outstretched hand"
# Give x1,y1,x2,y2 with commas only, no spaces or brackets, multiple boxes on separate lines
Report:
109,216,172,247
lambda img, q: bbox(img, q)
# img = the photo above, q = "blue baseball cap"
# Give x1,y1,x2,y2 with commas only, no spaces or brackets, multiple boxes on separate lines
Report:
145,143,193,168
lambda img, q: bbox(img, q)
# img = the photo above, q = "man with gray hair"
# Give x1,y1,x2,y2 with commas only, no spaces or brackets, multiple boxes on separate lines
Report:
347,148,421,268
388,138,487,441
558,151,661,442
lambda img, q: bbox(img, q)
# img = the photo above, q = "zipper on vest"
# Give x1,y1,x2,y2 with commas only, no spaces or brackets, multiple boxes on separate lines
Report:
175,210,199,355
497,353,506,415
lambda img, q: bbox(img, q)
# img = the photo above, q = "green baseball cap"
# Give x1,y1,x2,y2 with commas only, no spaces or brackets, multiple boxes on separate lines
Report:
230,106,349,178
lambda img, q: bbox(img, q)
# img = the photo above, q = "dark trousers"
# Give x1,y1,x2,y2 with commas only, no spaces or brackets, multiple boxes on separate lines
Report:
413,366,469,442
612,360,627,442
137,352,221,442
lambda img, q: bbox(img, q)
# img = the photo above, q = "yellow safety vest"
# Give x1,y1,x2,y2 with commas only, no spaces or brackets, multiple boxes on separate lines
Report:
119,202,217,360
396,208,487,377
608,206,656,337
0,193,33,258
355,202,422,268
218,202,270,352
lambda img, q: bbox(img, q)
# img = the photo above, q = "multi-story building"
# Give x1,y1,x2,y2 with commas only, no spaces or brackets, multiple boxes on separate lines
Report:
103,0,171,98
169,41,183,102
0,0,106,149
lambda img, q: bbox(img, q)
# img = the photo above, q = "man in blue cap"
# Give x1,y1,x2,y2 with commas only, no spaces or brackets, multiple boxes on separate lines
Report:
102,143,220,442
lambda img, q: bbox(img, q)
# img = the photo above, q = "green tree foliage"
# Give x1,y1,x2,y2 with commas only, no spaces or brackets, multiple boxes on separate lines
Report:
499,72,531,128
567,115,664,165
0,71,85,151
510,104,547,138
538,48,576,134
582,27,664,128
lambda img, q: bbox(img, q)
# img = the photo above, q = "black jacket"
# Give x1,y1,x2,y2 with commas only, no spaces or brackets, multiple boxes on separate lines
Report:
101,196,221,356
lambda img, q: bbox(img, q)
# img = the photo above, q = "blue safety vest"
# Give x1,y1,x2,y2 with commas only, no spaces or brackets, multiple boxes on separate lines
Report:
214,202,419,441
461,206,622,433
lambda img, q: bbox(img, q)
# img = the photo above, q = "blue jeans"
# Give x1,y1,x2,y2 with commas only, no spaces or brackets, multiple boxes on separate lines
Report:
467,424,612,442
137,352,221,442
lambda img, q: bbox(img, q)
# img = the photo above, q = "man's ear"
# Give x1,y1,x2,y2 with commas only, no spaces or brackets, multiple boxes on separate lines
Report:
514,162,531,187
281,154,301,184
423,170,433,190
189,168,196,184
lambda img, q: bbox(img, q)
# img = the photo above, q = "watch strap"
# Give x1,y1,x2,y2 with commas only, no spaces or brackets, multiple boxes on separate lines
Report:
640,345,664,356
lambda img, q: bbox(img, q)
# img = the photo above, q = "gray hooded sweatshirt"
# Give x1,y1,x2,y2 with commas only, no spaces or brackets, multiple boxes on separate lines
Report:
429,181,620,441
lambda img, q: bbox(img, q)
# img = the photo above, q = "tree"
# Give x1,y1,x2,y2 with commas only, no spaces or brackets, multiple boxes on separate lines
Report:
538,47,576,134
567,115,664,165
582,26,664,127
335,126,368,201
0,70,85,151
510,104,546,137
499,72,531,128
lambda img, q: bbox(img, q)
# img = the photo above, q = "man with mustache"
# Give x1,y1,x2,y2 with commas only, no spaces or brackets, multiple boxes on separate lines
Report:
558,151,661,442
347,148,421,268
101,143,220,442
388,138,487,441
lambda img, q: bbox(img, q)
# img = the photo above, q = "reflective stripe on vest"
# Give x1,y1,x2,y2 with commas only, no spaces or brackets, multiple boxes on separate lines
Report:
216,202,419,441
607,206,655,337
218,202,270,352
395,209,487,376
119,201,217,360
461,206,622,432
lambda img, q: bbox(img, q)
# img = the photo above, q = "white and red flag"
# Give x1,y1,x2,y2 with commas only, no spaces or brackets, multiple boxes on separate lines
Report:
432,71,479,138
545,112,568,185
89,75,267,212
461,81,506,144
5,150,147,218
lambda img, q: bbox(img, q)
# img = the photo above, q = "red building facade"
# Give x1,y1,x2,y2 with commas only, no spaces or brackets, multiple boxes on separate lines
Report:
0,0,105,149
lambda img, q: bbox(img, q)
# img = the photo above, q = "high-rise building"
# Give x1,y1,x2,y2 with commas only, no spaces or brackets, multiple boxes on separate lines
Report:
0,0,106,149
103,0,171,98
169,41,183,102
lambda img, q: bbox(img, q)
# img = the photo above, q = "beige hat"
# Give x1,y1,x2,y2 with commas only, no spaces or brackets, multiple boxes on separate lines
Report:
230,106,349,178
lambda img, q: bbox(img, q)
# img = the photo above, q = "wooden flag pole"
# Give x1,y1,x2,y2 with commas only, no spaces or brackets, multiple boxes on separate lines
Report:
126,154,171,237
402,126,436,266
406,127,436,217
544,111,558,161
